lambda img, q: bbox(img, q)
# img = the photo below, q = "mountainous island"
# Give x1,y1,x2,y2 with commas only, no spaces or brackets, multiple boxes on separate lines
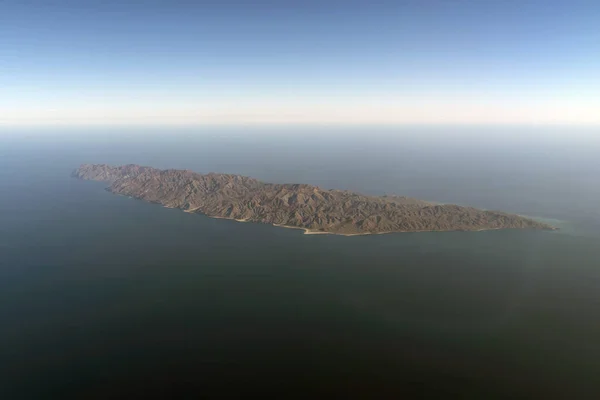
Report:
72,164,555,235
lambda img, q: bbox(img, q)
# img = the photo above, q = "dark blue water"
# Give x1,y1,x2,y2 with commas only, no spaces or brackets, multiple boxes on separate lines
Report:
1,127,600,398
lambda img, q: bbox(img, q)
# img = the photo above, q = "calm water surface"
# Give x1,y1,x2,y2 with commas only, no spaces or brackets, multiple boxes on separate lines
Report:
1,128,600,398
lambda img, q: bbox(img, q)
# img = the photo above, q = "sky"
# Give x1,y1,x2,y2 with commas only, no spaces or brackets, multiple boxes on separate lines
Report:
1,0,599,126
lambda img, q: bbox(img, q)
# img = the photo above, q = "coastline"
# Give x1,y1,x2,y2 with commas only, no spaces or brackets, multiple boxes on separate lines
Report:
130,196,554,237
193,209,556,236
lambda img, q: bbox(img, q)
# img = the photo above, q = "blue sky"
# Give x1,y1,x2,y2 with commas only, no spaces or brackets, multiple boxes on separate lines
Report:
1,0,599,125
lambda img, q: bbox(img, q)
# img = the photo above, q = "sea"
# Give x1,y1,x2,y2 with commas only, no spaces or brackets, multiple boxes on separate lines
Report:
1,126,599,398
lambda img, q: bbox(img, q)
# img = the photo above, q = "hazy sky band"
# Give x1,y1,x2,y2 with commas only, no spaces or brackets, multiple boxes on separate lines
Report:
1,0,599,125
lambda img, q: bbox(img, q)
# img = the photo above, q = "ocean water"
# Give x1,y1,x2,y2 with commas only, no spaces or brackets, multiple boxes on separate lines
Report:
1,127,600,398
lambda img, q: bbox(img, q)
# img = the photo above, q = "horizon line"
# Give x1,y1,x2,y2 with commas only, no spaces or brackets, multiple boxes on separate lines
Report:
2,122,600,129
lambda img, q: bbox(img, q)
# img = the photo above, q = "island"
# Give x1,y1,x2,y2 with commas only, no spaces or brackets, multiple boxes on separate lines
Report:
72,164,555,235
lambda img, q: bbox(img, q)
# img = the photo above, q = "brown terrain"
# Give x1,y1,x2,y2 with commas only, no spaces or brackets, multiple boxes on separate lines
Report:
72,164,555,235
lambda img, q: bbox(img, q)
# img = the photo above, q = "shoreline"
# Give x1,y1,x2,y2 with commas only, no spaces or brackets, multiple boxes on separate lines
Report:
144,199,554,237
225,218,542,237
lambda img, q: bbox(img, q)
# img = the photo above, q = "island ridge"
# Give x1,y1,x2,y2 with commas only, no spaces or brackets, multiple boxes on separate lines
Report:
72,164,555,235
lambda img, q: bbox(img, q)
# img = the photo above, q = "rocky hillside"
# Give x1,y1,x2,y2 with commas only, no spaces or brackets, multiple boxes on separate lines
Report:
73,164,555,235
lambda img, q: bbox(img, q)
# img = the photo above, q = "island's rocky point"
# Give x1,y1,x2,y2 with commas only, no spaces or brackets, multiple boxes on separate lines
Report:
73,164,555,235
